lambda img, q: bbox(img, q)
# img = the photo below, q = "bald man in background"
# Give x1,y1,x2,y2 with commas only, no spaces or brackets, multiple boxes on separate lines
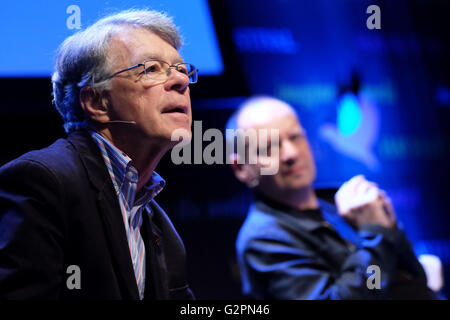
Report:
226,96,439,299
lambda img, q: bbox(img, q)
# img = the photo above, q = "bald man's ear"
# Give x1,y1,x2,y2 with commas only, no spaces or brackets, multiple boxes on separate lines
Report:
229,153,260,188
80,87,110,123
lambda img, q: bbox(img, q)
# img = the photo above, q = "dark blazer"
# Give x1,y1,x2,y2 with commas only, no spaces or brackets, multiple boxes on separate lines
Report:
236,196,436,300
0,130,194,300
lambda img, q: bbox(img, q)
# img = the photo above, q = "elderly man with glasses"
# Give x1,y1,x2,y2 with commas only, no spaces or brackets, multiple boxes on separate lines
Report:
0,10,197,300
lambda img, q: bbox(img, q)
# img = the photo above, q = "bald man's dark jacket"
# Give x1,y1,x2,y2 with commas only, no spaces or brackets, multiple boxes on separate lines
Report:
0,130,194,300
236,194,438,300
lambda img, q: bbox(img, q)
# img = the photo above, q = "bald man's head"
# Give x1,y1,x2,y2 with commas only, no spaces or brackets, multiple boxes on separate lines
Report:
235,96,298,131
226,96,316,195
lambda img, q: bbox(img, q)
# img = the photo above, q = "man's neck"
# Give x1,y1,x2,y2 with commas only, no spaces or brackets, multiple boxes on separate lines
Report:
259,186,319,211
97,128,169,192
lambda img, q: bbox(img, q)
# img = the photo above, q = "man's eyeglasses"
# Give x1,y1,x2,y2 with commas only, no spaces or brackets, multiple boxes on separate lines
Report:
106,59,198,84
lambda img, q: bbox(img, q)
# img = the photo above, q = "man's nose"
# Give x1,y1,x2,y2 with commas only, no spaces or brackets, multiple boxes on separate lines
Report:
164,68,190,93
280,140,298,164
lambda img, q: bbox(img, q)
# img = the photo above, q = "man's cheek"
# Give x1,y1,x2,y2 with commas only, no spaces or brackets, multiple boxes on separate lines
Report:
259,155,279,176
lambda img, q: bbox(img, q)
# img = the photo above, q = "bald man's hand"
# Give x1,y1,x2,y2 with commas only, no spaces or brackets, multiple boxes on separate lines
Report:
335,175,396,229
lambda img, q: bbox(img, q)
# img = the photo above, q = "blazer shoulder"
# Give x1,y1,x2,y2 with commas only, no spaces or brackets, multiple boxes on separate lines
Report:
0,137,86,196
1,137,76,172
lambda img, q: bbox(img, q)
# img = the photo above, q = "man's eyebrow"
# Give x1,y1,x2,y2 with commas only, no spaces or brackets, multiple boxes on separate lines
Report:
135,54,184,65
290,130,306,137
130,54,158,65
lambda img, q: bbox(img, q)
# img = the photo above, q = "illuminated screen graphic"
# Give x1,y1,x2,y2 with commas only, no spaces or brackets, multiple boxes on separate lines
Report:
0,0,224,77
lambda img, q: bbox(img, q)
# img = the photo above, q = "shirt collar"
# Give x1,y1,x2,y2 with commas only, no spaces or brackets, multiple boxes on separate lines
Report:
135,171,166,206
254,193,360,245
254,192,327,231
90,131,165,208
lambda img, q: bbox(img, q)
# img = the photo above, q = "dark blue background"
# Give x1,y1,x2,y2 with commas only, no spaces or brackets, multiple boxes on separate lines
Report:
0,0,448,299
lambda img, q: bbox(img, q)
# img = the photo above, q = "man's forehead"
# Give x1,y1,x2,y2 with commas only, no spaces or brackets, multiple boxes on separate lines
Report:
237,99,302,131
253,114,304,133
108,27,181,65
136,53,184,66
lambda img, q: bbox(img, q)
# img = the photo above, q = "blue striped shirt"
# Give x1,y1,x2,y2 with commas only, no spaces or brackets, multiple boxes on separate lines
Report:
90,131,165,299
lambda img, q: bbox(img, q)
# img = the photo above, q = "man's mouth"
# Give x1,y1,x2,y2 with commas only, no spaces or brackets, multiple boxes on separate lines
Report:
162,105,188,115
282,164,306,176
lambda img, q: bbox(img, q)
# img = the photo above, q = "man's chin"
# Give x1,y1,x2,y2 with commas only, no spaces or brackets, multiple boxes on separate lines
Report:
167,126,192,146
282,178,313,191
171,122,191,134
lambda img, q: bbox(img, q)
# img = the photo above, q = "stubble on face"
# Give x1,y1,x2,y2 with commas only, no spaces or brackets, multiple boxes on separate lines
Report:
257,115,316,192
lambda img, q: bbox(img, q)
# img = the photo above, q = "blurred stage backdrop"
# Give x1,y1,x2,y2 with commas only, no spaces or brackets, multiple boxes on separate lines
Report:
0,0,449,298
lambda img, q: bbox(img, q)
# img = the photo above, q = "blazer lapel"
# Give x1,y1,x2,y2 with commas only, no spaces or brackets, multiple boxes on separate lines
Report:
97,186,140,299
68,131,139,300
141,206,169,300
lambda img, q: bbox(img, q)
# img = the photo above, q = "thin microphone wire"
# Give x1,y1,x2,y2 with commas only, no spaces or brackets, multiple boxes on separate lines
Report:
86,120,137,131
102,120,137,125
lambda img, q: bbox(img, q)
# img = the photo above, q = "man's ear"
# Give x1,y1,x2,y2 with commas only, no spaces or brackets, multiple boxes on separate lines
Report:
80,87,110,123
229,153,259,188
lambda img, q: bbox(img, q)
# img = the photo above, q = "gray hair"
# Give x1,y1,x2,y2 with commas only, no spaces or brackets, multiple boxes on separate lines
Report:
52,9,182,133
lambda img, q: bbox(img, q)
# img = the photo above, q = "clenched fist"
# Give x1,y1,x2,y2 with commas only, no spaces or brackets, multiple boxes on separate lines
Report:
335,175,396,229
